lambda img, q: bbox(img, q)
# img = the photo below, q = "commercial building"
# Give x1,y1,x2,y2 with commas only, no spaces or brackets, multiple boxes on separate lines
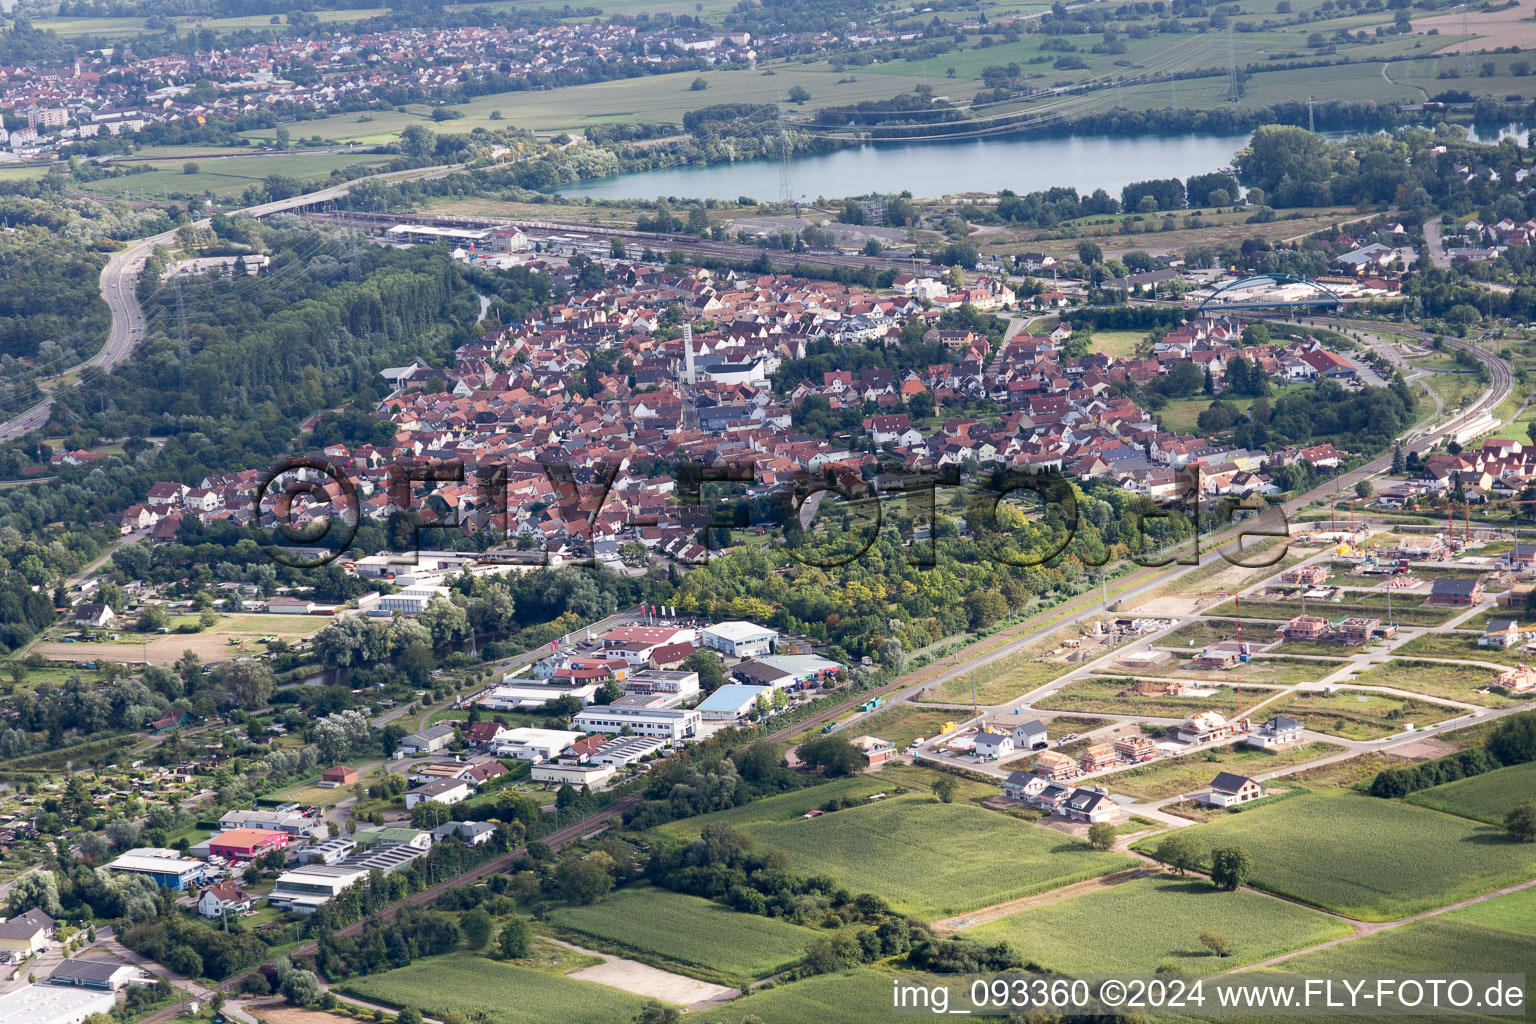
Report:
104,848,204,890
588,735,666,767
531,762,616,787
217,808,317,837
700,621,777,658
396,722,456,756
47,960,138,992
0,984,116,1024
208,828,289,862
297,837,357,865
622,669,700,698
491,727,582,762
695,683,770,721
480,683,601,710
733,653,841,689
571,704,701,740
269,865,369,913
377,584,451,616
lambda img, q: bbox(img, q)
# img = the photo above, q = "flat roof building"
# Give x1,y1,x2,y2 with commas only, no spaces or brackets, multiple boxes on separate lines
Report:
105,848,203,890
700,621,777,658
491,727,583,762
0,985,116,1024
48,960,138,992
572,704,702,740
480,683,601,710
269,865,369,914
695,684,771,721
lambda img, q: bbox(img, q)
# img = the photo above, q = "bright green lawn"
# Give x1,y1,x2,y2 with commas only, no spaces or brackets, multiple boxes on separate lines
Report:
338,952,652,1024
969,877,1353,973
740,795,1137,918
1146,790,1536,921
546,887,817,984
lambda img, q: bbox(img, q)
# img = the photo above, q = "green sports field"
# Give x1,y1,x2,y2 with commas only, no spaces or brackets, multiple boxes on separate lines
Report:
546,886,818,984
1404,761,1536,826
1147,790,1536,921
740,794,1137,918
968,876,1353,973
338,952,652,1024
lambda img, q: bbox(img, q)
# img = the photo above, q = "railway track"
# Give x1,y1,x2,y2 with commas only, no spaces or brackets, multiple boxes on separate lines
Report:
135,796,642,1024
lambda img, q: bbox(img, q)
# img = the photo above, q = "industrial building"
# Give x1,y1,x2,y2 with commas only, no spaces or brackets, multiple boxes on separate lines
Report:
700,621,777,658
490,727,583,762
571,703,701,740
268,865,370,914
104,848,204,890
695,684,771,721
0,985,116,1024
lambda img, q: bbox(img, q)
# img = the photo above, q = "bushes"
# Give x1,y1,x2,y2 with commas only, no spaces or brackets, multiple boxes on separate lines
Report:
1369,746,1503,799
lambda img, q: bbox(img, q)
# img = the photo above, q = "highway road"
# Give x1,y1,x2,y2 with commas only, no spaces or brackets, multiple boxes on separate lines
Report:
0,164,462,443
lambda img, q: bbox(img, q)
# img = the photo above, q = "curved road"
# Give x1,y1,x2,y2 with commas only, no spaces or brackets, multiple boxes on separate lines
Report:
0,164,461,443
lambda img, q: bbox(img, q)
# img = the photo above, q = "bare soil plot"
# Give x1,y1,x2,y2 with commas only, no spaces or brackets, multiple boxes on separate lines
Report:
31,613,324,665
1414,6,1536,52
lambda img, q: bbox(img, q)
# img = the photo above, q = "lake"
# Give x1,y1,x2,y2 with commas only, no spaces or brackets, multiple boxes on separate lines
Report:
553,122,1522,202
555,129,1347,202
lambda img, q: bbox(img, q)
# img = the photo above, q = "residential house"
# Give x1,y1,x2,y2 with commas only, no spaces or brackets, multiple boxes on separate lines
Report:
1203,772,1266,807
1012,719,1049,751
1427,577,1484,607
197,881,253,919
1246,715,1303,750
973,731,1014,761
404,779,471,809
0,908,54,955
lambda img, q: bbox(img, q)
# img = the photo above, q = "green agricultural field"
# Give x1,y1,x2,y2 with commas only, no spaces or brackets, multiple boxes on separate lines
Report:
1270,886,1536,980
1109,742,1345,801
655,776,897,839
1267,690,1460,741
741,795,1137,918
691,969,900,1024
546,887,817,984
969,877,1353,973
1034,675,1249,718
1404,761,1536,826
73,152,396,200
339,952,652,1024
1348,659,1517,708
1147,790,1536,921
